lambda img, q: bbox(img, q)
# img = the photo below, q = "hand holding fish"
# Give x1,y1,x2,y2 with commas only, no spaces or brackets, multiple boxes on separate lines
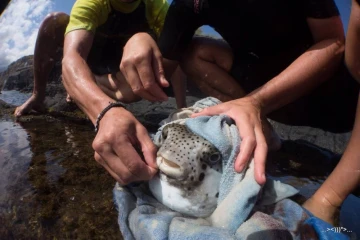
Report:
92,107,158,185
120,32,169,102
192,96,268,185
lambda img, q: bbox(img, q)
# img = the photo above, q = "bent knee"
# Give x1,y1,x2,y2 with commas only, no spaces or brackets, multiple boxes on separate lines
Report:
41,12,69,29
182,37,233,72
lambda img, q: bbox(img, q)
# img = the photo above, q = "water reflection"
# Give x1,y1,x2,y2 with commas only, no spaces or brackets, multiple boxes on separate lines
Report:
0,121,32,207
0,119,121,239
0,90,31,106
0,91,358,239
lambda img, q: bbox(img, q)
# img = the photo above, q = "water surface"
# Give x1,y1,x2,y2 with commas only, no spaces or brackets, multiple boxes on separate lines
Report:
0,90,31,106
0,91,358,239
0,93,121,239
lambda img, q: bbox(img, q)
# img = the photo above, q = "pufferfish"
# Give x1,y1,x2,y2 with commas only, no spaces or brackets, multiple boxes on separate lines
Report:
149,123,222,218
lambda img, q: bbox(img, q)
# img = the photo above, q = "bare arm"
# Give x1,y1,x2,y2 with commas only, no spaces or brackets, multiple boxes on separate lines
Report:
325,97,360,197
62,30,157,184
249,16,345,114
193,16,346,185
303,95,360,224
320,93,360,206
62,30,115,123
346,0,360,82
303,0,360,224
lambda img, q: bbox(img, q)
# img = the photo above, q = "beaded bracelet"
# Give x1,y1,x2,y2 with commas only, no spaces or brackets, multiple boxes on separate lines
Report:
94,101,125,133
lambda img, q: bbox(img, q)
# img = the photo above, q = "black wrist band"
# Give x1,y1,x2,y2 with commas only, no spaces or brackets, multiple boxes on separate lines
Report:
94,101,125,133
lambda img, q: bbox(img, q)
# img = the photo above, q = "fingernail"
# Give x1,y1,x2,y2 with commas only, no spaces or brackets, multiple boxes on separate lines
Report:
237,164,244,172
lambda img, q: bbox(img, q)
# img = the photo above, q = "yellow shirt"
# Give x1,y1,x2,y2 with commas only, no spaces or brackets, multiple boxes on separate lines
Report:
65,0,169,38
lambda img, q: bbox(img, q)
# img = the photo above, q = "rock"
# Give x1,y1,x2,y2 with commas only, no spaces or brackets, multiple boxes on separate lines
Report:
0,55,34,91
0,54,67,112
4,67,33,91
0,55,63,93
0,55,351,155
0,54,63,94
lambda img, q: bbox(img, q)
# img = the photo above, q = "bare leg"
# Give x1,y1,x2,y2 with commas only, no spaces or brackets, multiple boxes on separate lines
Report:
94,72,142,103
94,62,187,108
14,12,69,117
181,37,246,102
181,36,281,150
170,66,187,109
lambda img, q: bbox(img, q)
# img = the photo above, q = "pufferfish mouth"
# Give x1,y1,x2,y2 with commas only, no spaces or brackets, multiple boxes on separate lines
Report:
156,155,185,180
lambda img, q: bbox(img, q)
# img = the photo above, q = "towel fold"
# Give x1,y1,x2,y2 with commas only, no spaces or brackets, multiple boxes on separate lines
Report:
113,97,351,240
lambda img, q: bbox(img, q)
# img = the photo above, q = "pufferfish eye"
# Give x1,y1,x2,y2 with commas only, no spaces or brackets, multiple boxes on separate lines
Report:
208,152,221,165
162,126,169,140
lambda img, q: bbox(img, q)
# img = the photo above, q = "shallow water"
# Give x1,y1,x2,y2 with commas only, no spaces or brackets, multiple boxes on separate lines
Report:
0,108,121,239
0,91,358,239
0,90,31,106
0,91,121,238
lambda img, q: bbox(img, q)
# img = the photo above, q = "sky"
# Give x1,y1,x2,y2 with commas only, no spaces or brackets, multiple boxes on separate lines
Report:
0,0,74,70
0,0,353,70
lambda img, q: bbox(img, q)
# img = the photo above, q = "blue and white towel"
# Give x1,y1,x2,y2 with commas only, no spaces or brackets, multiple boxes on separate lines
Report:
113,97,351,240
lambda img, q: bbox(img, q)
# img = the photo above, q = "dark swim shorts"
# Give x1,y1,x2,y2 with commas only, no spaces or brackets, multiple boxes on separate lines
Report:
86,36,125,76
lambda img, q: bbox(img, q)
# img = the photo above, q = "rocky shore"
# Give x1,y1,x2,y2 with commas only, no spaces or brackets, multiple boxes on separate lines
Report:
1,55,359,239
0,55,352,153
0,55,354,191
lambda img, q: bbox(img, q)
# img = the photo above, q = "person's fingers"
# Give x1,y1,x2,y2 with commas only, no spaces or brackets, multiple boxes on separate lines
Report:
191,103,226,118
253,123,268,185
135,124,158,169
234,119,256,173
112,135,158,181
94,135,155,184
152,50,169,88
94,152,129,185
124,64,159,102
136,58,168,101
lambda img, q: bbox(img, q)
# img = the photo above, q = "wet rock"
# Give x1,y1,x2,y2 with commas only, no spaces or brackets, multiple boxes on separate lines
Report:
270,120,351,154
0,55,351,155
0,54,66,112
4,67,33,91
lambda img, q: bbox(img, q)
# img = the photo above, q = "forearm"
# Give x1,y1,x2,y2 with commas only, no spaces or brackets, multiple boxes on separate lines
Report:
345,0,360,82
312,95,360,206
249,38,345,115
62,53,116,124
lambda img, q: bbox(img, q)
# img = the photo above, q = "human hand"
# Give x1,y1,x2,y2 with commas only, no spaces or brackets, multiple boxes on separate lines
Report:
192,97,267,185
120,32,169,102
92,107,158,185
